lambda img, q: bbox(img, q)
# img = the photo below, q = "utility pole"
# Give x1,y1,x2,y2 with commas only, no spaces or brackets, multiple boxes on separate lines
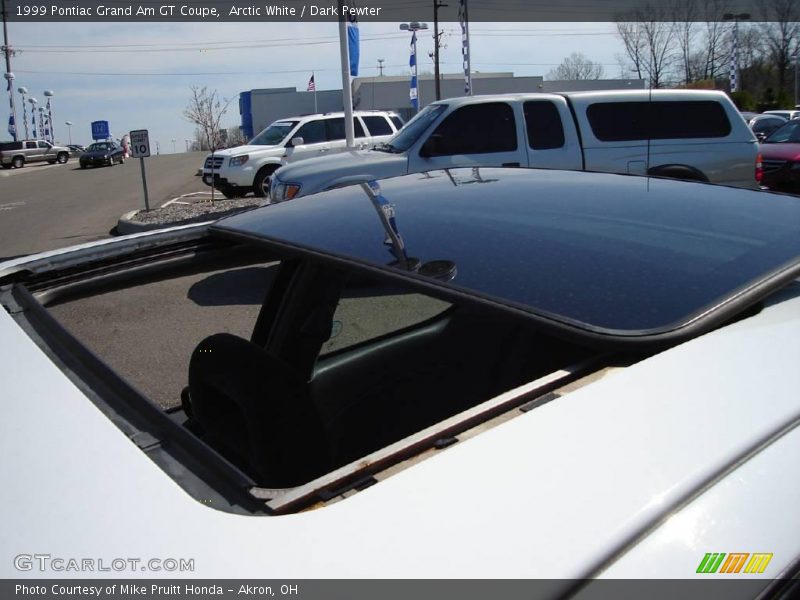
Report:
433,0,447,101
377,58,385,77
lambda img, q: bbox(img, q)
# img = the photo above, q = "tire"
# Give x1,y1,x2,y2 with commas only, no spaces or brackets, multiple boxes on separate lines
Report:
1,164,11,170
80,164,87,169
48,160,56,164
220,187,239,199
57,153,69,164
253,166,278,198
12,156,24,169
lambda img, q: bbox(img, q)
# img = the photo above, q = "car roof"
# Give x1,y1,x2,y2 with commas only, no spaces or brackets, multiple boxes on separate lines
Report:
431,89,729,108
213,168,800,346
274,110,395,122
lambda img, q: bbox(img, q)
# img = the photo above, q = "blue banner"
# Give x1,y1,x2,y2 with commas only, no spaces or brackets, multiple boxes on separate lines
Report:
347,13,359,77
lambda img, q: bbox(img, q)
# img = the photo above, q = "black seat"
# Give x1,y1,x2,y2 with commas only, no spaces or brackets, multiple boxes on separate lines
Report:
187,333,332,488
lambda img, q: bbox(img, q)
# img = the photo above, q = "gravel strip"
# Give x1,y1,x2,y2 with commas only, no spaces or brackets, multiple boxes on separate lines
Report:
128,197,267,227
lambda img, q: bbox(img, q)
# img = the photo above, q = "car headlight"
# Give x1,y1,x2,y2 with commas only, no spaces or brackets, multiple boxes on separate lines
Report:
229,155,249,167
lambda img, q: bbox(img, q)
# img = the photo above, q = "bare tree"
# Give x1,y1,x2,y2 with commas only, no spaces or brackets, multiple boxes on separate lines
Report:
547,52,606,80
183,86,231,154
183,86,231,201
616,5,677,88
670,0,699,84
758,0,800,96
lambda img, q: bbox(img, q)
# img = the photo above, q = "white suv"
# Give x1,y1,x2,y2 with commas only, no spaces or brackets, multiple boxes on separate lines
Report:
201,110,403,198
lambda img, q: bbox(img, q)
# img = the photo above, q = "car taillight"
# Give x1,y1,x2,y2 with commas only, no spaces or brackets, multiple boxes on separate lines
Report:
755,153,763,183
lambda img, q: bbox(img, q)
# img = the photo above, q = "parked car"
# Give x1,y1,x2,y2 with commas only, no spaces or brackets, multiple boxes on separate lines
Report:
0,139,71,168
270,90,759,202
758,118,800,191
1,169,800,587
67,144,86,157
201,110,404,199
78,141,125,168
763,109,800,120
747,114,788,141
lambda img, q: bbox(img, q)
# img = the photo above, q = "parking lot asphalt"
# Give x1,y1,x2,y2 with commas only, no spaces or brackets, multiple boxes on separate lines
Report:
0,151,208,260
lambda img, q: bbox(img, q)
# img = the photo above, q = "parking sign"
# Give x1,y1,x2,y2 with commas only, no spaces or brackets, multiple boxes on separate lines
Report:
91,120,109,140
130,129,151,158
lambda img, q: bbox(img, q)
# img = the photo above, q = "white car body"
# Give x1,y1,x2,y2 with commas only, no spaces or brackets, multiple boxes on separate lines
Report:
201,111,402,198
1,169,799,593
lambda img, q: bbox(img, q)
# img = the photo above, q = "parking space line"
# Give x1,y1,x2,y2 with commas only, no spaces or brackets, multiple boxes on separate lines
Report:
161,191,213,208
0,201,26,211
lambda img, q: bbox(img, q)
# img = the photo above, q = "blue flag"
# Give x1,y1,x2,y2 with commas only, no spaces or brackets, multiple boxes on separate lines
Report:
409,32,418,111
8,114,16,139
347,11,359,77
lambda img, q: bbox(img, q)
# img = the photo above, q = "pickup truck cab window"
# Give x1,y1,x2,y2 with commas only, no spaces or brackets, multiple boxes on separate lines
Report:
425,103,517,156
37,141,51,149
524,101,566,150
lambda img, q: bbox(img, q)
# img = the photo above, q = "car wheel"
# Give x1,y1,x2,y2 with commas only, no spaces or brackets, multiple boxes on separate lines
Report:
57,153,69,164
12,156,24,169
220,187,239,199
80,164,87,169
253,166,278,198
48,160,56,164
107,157,114,167
1,164,12,170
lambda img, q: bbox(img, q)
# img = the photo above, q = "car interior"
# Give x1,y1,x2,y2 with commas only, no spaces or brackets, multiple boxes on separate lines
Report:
28,235,604,505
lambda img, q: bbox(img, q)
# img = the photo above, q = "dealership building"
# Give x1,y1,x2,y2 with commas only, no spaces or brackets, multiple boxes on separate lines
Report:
238,72,646,139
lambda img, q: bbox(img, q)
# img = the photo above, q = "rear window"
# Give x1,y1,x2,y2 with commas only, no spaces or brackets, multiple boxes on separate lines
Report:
362,116,393,136
587,101,732,141
0,141,23,151
326,117,366,140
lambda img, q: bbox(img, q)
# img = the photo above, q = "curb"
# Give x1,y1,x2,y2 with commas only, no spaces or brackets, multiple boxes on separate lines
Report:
116,210,171,235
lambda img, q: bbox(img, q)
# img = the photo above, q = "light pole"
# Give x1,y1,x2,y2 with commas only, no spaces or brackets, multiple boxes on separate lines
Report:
3,71,17,140
724,12,750,94
400,21,428,113
185,138,191,151
377,58,385,76
17,85,27,139
171,138,176,153
43,89,54,143
27,96,37,137
65,120,73,145
433,0,447,101
37,106,45,141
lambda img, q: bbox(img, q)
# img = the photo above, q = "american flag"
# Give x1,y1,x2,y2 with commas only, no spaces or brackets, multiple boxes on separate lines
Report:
307,74,316,92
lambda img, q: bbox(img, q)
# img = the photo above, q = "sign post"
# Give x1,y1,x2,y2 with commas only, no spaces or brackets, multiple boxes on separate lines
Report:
129,129,151,212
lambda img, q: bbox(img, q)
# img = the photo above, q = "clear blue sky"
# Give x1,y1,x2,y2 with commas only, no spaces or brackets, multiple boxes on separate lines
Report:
5,21,624,150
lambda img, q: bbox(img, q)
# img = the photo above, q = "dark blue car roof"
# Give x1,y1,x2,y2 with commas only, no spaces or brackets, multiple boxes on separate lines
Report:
212,168,800,339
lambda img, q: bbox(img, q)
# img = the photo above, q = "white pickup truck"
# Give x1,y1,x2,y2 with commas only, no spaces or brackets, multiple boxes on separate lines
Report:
270,90,760,202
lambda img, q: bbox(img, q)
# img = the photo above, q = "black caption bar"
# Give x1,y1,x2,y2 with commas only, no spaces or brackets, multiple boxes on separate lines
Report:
1,579,784,600
3,0,777,22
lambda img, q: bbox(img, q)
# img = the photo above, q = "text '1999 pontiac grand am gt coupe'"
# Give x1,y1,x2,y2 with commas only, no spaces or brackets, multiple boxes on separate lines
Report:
1,168,799,596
